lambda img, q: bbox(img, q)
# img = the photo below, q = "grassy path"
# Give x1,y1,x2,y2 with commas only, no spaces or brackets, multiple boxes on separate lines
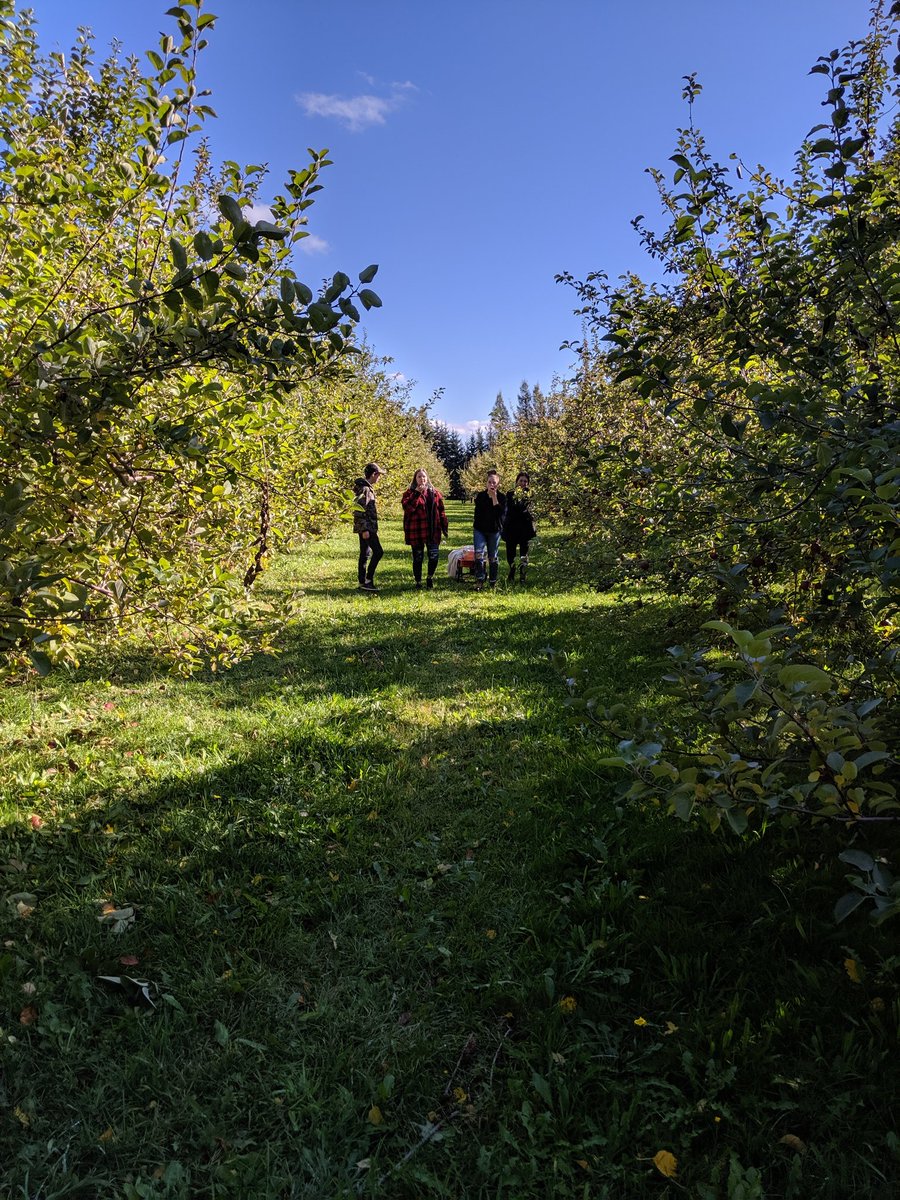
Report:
1,505,897,1198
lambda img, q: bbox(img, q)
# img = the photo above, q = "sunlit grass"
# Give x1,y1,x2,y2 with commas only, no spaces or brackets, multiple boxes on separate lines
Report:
0,504,897,1198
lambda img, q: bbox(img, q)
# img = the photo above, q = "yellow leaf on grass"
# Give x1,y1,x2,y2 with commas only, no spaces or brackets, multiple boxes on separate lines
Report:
13,1106,30,1126
779,1134,807,1154
844,957,862,984
653,1150,678,1178
99,1126,115,1143
368,1105,383,1126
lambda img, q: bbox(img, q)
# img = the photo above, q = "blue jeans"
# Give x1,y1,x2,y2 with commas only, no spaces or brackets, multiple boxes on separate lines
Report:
473,529,500,582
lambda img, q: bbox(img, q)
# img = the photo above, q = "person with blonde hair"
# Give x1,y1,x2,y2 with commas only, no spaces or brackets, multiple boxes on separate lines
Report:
401,467,448,589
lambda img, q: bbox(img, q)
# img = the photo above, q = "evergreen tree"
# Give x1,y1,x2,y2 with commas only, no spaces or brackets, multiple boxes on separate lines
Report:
427,421,468,498
515,380,534,425
489,391,511,444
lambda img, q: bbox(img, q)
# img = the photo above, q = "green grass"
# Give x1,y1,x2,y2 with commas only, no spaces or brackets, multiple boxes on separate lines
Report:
1,503,898,1198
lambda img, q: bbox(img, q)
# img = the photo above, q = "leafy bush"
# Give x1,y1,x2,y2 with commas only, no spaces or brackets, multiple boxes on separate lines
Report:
546,4,900,913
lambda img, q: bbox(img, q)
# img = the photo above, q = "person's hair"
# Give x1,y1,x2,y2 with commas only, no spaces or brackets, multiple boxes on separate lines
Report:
409,467,430,490
364,464,380,480
515,471,530,487
487,468,500,479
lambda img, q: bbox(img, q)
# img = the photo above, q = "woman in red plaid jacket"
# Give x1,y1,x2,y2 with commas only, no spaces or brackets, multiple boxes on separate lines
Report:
401,468,449,589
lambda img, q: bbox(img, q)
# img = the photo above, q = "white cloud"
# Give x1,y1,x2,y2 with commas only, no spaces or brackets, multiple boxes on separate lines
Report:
242,206,329,254
297,81,416,131
297,233,330,255
447,419,491,436
242,203,273,223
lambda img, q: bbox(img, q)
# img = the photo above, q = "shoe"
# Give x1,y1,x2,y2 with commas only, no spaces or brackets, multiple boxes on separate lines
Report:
426,578,434,590
507,566,516,582
359,581,379,593
489,580,497,589
415,581,422,589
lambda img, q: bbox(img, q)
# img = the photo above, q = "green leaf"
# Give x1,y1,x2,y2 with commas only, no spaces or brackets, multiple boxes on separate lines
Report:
834,892,867,923
193,230,215,261
253,220,289,240
170,238,188,272
725,807,749,835
839,849,875,872
853,750,890,771
358,264,378,283
217,194,244,226
358,288,382,310
777,664,834,691
28,650,52,676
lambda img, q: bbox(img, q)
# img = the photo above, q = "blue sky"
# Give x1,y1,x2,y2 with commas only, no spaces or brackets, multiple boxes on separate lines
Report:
32,0,873,430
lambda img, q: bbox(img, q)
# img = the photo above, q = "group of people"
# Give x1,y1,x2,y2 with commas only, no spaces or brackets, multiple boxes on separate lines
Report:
352,463,536,593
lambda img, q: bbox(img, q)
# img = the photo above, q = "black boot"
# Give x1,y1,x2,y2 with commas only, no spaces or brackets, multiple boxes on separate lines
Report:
519,556,528,584
507,562,516,582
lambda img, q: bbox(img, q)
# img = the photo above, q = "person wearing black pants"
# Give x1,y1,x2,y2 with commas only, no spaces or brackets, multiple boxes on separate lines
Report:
504,471,536,583
352,463,385,592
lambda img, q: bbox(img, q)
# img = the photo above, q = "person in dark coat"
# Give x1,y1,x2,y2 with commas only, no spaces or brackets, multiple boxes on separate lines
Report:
504,471,537,583
401,468,449,589
472,468,507,589
352,462,385,592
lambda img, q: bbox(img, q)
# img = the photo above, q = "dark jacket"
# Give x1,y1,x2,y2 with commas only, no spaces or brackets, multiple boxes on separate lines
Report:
473,489,507,534
353,476,378,535
504,488,536,541
401,486,448,545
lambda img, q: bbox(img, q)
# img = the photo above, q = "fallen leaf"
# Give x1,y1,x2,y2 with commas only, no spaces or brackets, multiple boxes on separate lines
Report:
97,975,156,1007
576,1159,591,1172
368,1105,383,1126
29,815,43,830
98,1126,115,1142
119,955,139,967
779,1134,807,1154
97,904,135,935
844,957,862,984
653,1150,678,1178
19,1006,37,1026
664,1020,679,1035
13,1106,30,1126
347,779,359,791
21,981,36,995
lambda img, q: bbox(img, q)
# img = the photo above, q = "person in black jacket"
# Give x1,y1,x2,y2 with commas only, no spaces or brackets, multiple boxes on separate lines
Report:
504,471,537,583
352,463,385,592
472,469,507,589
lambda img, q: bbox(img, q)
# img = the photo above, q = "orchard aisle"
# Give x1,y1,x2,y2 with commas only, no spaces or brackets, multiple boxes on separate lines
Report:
1,506,892,1198
0,503,664,1196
